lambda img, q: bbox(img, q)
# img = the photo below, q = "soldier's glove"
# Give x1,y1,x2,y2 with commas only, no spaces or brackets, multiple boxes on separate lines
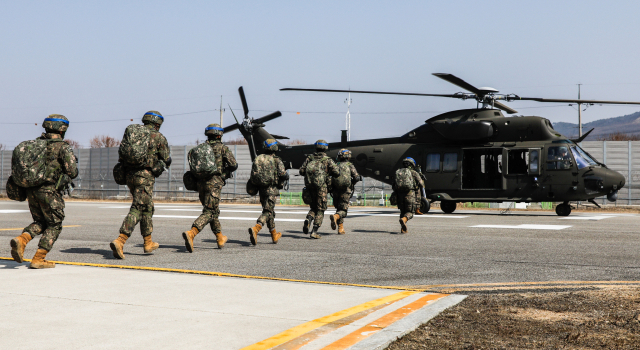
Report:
164,156,173,168
151,160,166,177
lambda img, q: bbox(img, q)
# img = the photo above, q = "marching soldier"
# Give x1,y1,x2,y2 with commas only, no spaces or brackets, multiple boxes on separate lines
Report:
182,124,238,252
10,114,78,269
329,149,361,234
247,139,288,245
393,157,425,234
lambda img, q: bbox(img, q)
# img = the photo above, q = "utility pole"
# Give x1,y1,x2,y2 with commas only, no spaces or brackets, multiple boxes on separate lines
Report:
219,95,225,126
578,84,582,137
345,92,352,141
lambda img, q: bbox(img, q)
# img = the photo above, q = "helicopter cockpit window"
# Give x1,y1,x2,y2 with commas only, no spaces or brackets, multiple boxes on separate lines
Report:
547,146,572,170
443,153,458,172
426,153,441,172
507,150,529,174
570,146,598,169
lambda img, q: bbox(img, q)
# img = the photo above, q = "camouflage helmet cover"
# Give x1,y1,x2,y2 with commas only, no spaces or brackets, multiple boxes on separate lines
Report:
315,139,328,151
205,123,224,136
42,114,69,133
337,148,352,160
142,110,164,126
263,138,278,152
403,157,416,167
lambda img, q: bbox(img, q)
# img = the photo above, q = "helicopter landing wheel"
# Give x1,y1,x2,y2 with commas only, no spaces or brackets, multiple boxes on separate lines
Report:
555,203,572,216
440,200,457,214
421,197,431,213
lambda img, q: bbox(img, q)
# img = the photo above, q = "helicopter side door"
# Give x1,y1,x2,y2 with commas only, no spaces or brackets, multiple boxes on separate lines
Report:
541,144,576,200
501,147,542,199
423,149,461,194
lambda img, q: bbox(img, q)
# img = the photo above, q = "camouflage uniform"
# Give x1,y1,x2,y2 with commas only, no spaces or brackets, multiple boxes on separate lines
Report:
299,152,339,228
119,124,170,238
331,162,360,225
253,154,287,230
22,133,78,251
191,139,238,233
395,169,425,221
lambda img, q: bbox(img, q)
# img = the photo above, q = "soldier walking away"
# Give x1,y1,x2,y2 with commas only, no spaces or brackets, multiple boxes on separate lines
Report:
247,139,288,245
182,124,237,252
9,115,78,269
393,157,425,234
299,140,340,239
329,149,361,235
110,111,171,259
413,164,428,215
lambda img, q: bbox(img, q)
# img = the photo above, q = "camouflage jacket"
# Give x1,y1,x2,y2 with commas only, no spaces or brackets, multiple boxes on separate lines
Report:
41,133,79,188
197,140,238,189
252,153,286,195
299,152,340,188
393,168,425,192
126,124,170,179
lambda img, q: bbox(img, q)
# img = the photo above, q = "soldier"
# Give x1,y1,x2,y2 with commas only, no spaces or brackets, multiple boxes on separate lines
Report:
10,114,78,269
299,139,340,239
247,139,288,245
393,157,425,234
182,124,238,252
412,164,427,215
328,149,361,235
110,111,171,259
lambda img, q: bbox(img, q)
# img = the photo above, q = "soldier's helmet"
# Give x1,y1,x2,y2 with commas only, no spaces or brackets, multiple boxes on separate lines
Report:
403,157,416,168
263,138,278,152
42,114,69,134
337,149,352,160
142,110,164,126
205,123,224,137
315,139,329,151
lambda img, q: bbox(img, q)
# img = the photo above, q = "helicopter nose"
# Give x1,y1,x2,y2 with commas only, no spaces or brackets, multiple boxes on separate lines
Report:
605,170,626,190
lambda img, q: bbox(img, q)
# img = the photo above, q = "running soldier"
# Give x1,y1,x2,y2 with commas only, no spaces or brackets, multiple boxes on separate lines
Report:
393,157,425,234
182,124,238,252
9,114,78,269
329,149,361,235
110,111,171,259
299,140,339,239
247,139,288,245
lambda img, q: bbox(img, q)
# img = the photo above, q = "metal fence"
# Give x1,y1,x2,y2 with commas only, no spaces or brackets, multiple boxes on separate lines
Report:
0,141,638,205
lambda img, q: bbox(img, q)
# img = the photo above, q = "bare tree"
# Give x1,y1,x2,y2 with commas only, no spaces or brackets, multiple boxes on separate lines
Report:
225,136,248,145
286,139,307,145
90,135,121,148
64,139,82,149
0,143,5,151
596,132,640,141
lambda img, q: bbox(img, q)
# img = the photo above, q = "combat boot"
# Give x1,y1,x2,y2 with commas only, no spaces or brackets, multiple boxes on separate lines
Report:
248,223,262,246
143,235,159,253
270,229,282,244
338,223,346,235
215,233,228,249
29,249,55,269
330,214,339,230
310,226,321,239
10,232,33,263
303,217,313,234
182,227,199,253
415,208,424,215
399,217,408,234
110,234,128,259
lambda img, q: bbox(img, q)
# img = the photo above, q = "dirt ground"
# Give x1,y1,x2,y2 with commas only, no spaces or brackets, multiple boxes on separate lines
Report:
388,286,640,350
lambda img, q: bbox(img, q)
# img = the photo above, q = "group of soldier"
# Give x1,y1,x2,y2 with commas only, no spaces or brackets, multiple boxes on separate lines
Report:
7,111,427,269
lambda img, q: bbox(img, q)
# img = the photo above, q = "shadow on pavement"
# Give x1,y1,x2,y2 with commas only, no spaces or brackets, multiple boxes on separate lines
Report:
0,260,22,269
59,247,113,259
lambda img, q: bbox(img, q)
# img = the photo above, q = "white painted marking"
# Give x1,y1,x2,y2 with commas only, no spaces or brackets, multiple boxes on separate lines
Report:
157,209,467,219
0,210,30,214
349,213,468,219
559,215,620,221
152,215,304,222
471,224,572,230
161,209,311,215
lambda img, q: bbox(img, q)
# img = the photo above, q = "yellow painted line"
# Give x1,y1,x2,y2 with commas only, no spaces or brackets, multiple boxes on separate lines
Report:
322,293,448,349
240,291,418,350
0,225,81,232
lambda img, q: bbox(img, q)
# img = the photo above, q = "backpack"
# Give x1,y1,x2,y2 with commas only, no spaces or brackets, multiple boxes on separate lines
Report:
305,155,329,189
188,142,219,179
250,154,277,187
11,138,52,188
331,162,352,190
119,124,152,168
394,168,416,192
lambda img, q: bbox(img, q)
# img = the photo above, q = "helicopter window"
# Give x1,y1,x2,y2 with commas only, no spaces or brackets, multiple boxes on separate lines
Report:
547,146,572,170
529,150,539,173
462,149,502,189
570,146,597,169
426,153,441,172
443,153,458,172
507,150,529,174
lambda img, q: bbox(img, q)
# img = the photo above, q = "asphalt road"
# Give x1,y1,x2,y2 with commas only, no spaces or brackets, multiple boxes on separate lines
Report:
1,199,639,288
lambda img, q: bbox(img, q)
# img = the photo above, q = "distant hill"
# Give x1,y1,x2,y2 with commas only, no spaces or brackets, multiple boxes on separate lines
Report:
551,111,640,140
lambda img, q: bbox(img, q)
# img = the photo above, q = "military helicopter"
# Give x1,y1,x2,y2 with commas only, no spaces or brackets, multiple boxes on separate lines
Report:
224,74,640,216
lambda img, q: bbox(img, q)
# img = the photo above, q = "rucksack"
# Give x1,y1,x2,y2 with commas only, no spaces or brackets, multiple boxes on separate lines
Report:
119,124,152,167
394,168,416,192
331,162,352,190
250,154,277,187
11,139,52,188
188,142,219,179
305,155,329,189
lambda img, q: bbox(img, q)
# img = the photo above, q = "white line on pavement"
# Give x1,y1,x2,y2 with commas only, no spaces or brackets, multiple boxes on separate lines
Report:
153,215,304,222
559,215,621,220
0,210,30,214
471,224,572,230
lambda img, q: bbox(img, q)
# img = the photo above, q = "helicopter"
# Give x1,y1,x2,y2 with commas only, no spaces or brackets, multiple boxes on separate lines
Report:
223,74,640,216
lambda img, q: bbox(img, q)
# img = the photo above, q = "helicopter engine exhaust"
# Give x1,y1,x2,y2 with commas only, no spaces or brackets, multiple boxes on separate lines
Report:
607,190,618,202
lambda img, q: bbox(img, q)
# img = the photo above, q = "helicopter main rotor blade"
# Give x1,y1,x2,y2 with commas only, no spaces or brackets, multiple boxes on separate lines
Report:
238,86,250,117
493,101,518,114
432,73,482,95
515,97,640,105
280,88,459,98
253,111,282,125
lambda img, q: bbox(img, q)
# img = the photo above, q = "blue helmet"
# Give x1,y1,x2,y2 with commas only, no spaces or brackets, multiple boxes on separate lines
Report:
205,123,224,136
142,110,164,126
315,139,329,151
403,157,416,167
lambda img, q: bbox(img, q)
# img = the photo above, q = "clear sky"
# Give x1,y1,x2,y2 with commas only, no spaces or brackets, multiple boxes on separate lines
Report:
2,0,640,148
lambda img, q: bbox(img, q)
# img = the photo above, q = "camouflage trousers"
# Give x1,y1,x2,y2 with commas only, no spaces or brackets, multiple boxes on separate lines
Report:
192,186,222,234
306,186,329,227
257,187,278,230
23,185,65,252
120,175,154,237
397,190,416,221
332,189,353,224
